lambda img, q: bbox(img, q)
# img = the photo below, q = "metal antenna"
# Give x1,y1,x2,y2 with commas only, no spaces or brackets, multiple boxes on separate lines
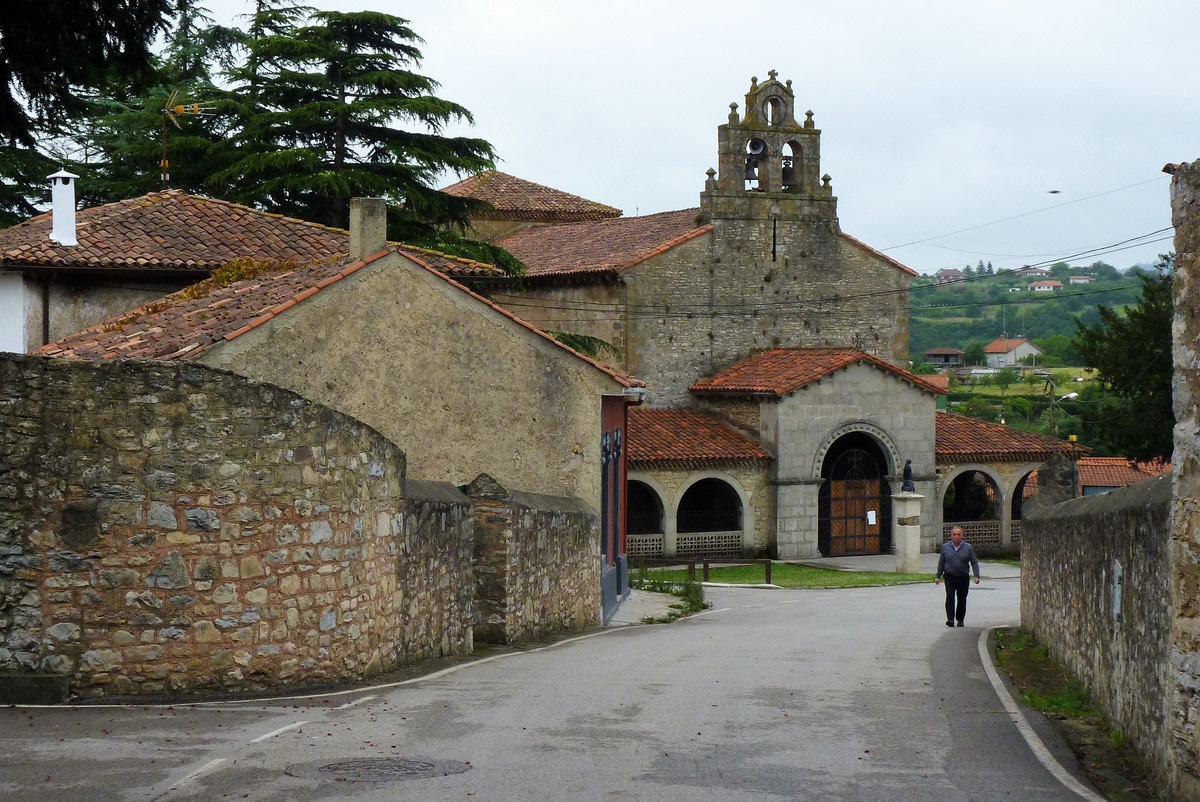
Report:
160,89,216,190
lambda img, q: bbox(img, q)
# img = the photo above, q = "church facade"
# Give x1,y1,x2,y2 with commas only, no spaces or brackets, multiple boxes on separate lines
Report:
449,73,943,558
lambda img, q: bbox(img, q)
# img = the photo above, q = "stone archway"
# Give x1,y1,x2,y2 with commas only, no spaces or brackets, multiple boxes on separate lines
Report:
817,431,893,557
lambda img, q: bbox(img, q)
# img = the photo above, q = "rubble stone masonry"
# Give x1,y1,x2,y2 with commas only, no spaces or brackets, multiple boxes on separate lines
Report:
1171,159,1200,799
0,356,475,699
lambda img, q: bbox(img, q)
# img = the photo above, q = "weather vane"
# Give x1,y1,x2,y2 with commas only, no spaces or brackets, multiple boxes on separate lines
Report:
160,89,215,190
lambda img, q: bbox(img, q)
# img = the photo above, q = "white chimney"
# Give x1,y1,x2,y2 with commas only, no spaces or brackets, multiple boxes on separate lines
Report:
48,169,79,247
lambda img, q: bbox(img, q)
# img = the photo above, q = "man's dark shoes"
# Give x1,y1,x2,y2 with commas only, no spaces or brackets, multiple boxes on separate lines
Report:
946,621,953,627
956,621,965,627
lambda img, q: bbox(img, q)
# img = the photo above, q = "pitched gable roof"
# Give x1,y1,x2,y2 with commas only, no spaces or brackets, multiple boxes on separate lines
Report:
442,171,621,222
496,208,710,278
0,190,506,284
689,347,947,397
627,407,770,468
0,190,347,273
1024,456,1171,496
935,411,1085,463
35,246,642,389
984,336,1033,354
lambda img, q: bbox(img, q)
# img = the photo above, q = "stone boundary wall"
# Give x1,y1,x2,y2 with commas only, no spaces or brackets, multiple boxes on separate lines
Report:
1171,159,1200,799
0,356,475,699
1022,474,1175,787
466,474,600,644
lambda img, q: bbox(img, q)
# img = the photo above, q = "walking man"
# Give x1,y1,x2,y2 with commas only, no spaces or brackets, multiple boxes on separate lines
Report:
935,526,980,627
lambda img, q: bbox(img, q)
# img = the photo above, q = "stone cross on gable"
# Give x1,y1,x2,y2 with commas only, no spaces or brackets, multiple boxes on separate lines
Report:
767,69,778,81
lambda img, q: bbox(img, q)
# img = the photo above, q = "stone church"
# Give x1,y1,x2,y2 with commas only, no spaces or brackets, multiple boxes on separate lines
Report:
446,72,945,559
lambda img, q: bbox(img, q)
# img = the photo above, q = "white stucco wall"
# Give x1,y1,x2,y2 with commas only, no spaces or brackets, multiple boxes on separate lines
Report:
0,273,25,353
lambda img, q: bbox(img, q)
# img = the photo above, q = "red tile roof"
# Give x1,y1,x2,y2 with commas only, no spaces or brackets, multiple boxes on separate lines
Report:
494,205,916,282
0,190,347,273
984,337,1032,354
442,171,621,222
627,407,769,468
1024,457,1171,495
935,411,1086,463
497,208,710,278
34,246,643,389
689,347,947,397
0,190,506,284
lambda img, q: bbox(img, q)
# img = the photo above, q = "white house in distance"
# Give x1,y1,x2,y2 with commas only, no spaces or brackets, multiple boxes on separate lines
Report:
1028,280,1063,292
984,336,1043,369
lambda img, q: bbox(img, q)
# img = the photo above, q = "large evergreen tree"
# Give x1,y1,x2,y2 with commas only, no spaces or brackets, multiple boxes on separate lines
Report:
215,7,495,234
1073,255,1174,462
0,0,174,147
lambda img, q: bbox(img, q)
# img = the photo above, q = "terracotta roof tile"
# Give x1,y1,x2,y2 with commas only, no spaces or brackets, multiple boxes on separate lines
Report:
36,245,641,389
1025,456,1172,495
627,407,769,468
0,190,506,284
442,171,621,222
689,347,947,397
496,208,709,278
0,190,347,272
935,411,1086,463
984,336,1031,354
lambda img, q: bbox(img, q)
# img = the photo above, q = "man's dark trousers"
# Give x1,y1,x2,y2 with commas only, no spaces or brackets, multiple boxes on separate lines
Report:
944,573,970,624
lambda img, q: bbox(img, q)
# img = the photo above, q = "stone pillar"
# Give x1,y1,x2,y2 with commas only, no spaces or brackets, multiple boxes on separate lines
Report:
892,492,925,573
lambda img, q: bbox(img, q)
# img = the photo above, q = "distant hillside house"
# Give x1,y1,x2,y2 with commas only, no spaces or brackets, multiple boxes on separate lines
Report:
934,268,965,284
1020,267,1053,278
1068,275,1095,285
921,346,964,368
984,336,1042,369
1028,280,1063,292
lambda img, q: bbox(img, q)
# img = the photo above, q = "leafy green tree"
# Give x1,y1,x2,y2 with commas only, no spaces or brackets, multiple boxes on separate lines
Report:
1073,256,1174,461
215,7,496,235
963,339,986,367
995,367,1017,395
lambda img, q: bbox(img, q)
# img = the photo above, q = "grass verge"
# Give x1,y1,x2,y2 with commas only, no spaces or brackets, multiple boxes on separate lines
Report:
641,561,933,589
995,627,1159,801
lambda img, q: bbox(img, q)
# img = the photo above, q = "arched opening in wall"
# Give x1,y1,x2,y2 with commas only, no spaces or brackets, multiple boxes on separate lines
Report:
1010,470,1037,547
745,138,766,191
941,470,1002,550
627,480,666,560
817,432,892,557
782,141,802,191
676,477,744,559
764,96,784,125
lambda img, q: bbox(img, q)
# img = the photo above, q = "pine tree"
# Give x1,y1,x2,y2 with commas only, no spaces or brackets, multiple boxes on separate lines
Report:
214,7,495,233
1073,255,1174,461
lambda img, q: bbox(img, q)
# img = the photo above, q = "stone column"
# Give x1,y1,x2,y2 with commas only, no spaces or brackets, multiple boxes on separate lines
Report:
892,492,925,573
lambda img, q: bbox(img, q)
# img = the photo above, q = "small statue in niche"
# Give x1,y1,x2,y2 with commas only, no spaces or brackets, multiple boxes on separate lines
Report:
901,459,915,492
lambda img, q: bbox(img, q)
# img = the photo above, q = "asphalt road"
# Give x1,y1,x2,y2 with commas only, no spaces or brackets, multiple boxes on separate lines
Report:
1,577,1101,801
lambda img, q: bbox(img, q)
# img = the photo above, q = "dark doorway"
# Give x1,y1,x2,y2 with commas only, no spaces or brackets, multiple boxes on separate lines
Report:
677,478,741,533
818,433,892,557
627,481,664,535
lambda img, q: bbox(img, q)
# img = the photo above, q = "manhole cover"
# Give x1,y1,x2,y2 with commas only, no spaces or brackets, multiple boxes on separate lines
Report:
286,757,472,783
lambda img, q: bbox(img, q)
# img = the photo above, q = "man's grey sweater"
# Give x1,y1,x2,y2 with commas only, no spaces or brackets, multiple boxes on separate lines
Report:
937,541,980,579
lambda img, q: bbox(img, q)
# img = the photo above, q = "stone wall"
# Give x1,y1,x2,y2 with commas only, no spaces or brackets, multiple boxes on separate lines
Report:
1170,159,1200,799
200,251,624,507
0,355,475,699
465,475,601,644
1021,474,1175,786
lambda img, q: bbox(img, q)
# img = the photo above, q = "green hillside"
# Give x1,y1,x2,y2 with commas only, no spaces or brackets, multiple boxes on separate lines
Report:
909,262,1147,366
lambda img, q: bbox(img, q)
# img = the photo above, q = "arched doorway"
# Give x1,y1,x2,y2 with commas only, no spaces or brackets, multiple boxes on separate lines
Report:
676,477,744,558
941,469,1002,548
627,480,664,536
818,432,892,556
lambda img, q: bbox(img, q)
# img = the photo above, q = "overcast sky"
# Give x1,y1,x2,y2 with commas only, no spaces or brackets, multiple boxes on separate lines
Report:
206,0,1194,274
